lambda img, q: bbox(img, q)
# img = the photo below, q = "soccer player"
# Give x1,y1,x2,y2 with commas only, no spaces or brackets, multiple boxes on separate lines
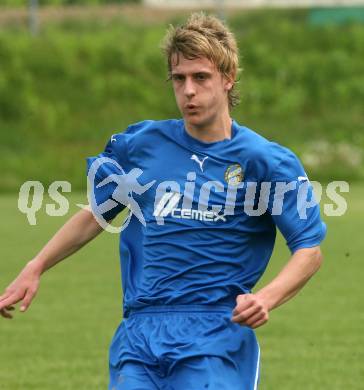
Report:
0,13,326,389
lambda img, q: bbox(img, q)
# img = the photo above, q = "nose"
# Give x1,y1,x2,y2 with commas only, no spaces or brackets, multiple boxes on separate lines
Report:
184,77,196,98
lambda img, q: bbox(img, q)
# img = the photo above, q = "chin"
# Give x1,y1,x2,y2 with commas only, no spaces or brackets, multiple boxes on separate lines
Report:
184,113,209,128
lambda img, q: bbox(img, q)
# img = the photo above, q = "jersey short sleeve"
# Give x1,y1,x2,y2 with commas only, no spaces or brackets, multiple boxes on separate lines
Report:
86,133,129,222
267,146,327,253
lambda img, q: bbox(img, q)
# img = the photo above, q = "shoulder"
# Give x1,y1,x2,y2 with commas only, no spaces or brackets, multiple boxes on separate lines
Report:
233,122,303,181
107,119,180,153
124,119,180,137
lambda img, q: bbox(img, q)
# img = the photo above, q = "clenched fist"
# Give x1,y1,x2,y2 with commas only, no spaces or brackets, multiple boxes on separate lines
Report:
231,293,269,329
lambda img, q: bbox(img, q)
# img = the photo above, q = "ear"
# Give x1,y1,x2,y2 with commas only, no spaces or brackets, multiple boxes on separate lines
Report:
223,73,235,91
225,80,234,91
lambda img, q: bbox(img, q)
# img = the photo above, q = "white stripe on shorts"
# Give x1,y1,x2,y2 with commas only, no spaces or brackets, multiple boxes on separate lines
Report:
253,344,261,390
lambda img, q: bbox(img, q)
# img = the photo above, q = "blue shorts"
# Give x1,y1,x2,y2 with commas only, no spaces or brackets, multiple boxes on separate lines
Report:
109,305,260,390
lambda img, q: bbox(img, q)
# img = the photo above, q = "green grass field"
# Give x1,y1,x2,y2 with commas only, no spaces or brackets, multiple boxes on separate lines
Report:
0,185,363,389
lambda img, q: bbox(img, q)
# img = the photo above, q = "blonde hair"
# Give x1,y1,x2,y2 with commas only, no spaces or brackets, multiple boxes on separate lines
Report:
161,12,241,110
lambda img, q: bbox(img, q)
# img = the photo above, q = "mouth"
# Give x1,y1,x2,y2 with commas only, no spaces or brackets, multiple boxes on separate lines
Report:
185,104,200,113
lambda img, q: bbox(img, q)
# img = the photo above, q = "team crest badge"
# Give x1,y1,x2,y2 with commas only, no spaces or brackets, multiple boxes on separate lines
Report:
225,164,244,185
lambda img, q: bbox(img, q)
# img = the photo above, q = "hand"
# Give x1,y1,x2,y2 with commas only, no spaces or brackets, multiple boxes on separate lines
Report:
231,293,269,329
0,260,41,319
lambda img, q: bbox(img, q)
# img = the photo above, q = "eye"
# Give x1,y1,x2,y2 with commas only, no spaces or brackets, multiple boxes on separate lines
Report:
172,74,185,82
195,73,207,81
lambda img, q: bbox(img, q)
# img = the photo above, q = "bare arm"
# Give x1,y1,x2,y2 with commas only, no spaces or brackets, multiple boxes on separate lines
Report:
232,246,323,328
0,207,104,318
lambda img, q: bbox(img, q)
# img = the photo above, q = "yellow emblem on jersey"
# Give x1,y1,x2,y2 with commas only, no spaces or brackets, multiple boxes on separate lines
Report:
224,164,244,185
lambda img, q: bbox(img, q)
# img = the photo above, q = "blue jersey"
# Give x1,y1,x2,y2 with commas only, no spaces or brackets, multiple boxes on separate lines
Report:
87,119,326,317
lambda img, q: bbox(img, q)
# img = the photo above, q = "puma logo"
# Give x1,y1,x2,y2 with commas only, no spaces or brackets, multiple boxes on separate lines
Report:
191,154,208,172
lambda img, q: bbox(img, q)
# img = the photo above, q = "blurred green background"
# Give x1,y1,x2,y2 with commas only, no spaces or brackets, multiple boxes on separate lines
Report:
1,0,141,6
0,4,363,191
0,2,363,390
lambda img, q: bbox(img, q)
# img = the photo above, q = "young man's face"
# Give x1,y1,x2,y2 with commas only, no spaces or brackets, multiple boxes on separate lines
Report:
170,53,233,129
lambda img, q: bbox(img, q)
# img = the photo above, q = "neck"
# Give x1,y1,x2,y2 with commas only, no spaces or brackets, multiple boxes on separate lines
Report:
184,111,233,143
